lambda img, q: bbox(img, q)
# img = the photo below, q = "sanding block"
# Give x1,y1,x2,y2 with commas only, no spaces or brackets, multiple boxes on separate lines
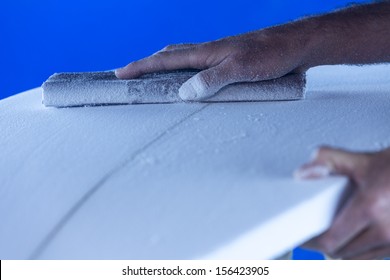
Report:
42,70,306,107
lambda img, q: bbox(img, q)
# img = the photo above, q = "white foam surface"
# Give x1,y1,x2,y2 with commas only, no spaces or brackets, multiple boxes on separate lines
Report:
0,64,389,259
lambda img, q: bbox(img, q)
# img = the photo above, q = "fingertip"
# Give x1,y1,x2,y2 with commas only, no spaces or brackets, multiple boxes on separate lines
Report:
115,62,143,79
114,67,126,79
308,146,341,173
294,164,332,180
178,81,198,101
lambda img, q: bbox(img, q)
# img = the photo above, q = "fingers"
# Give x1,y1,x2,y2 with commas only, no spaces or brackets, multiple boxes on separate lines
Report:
313,146,370,178
295,146,370,180
303,193,370,256
298,146,390,260
294,162,332,180
114,49,197,78
178,60,245,101
115,46,208,79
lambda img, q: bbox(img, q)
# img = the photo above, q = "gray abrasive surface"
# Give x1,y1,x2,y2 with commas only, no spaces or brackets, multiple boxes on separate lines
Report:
42,70,306,107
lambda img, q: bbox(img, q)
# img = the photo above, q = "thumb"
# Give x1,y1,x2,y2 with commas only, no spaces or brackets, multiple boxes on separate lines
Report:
179,64,234,101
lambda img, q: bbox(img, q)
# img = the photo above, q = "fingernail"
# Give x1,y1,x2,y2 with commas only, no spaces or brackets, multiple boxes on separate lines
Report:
294,164,332,180
179,81,198,101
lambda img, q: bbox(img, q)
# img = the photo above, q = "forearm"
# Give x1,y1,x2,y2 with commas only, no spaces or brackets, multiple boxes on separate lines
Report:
291,2,390,68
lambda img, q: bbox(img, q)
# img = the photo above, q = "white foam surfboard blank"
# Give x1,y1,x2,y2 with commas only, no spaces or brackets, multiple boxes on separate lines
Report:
1,64,389,259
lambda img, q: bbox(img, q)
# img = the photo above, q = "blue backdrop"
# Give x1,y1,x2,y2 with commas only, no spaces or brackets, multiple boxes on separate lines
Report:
0,0,371,100
0,0,371,259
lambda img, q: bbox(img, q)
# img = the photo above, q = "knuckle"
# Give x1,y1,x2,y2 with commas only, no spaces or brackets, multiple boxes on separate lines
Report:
197,71,213,90
188,51,202,68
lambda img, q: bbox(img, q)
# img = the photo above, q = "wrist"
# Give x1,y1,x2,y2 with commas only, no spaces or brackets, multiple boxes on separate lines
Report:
298,15,350,68
287,19,324,70
257,20,320,72
285,15,343,69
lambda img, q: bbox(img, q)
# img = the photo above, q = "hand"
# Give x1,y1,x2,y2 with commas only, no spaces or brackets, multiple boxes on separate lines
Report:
115,3,389,101
295,146,390,259
115,24,310,101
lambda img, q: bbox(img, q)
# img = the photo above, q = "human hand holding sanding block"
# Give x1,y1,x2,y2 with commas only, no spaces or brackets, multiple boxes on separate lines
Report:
41,70,306,107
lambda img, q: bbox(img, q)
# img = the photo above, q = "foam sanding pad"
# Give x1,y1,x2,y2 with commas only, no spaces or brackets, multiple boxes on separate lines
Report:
42,70,306,107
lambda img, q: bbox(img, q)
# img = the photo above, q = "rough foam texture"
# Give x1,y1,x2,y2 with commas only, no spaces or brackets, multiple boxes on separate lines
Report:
42,71,306,107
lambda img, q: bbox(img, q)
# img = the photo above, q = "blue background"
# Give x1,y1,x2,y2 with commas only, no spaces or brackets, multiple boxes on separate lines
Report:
0,0,371,259
0,0,371,101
